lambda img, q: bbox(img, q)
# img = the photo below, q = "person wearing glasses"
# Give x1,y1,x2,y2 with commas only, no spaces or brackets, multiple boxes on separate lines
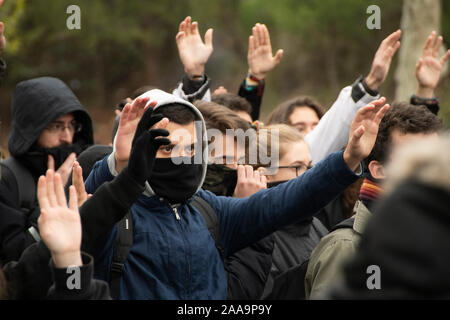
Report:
254,124,329,299
0,76,93,264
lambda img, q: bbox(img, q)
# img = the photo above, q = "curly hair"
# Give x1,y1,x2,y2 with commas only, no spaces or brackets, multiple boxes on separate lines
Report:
366,102,442,166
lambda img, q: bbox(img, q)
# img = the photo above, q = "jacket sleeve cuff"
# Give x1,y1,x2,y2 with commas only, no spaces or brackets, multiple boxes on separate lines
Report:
107,152,119,177
351,76,380,104
172,74,211,102
327,151,364,186
49,252,94,299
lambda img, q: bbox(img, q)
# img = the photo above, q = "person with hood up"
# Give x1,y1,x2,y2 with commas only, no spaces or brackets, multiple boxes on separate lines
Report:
0,76,93,264
85,89,388,300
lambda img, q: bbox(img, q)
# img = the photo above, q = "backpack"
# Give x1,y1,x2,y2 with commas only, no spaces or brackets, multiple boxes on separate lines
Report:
0,157,41,242
109,195,224,299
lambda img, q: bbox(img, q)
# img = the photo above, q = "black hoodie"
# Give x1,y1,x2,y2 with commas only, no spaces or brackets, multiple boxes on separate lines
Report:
0,77,93,264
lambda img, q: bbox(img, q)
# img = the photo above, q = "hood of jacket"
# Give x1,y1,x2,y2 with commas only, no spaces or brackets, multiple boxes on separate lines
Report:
134,89,208,198
8,76,93,157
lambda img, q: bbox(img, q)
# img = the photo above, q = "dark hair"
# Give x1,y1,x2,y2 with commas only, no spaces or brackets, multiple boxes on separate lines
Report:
266,96,325,125
366,102,442,165
153,103,197,125
194,100,251,133
211,93,252,117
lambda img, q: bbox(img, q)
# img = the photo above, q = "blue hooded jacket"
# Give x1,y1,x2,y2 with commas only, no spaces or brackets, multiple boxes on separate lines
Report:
85,90,362,300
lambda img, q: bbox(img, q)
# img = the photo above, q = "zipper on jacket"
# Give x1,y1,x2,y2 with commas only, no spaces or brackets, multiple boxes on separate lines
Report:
173,207,181,221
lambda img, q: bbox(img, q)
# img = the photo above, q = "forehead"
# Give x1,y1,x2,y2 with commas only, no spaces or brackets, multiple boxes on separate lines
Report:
165,121,197,144
290,106,319,123
280,141,311,164
390,129,437,147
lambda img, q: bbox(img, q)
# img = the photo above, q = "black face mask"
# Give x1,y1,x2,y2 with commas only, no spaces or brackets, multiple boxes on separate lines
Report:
202,164,238,197
148,157,203,204
17,144,82,177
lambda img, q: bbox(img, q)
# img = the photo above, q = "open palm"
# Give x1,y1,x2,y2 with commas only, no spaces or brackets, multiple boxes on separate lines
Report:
344,97,390,170
37,170,81,255
248,23,283,80
416,31,450,90
176,16,213,76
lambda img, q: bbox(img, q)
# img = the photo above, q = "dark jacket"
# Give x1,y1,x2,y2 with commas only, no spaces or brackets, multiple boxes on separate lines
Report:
2,165,142,299
328,180,450,299
85,150,361,300
0,77,93,264
261,216,328,299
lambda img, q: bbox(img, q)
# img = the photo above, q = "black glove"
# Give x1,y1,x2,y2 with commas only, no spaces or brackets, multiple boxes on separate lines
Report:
126,108,171,185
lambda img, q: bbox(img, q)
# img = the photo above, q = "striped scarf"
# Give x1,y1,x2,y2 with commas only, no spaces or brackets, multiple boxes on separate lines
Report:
359,178,383,203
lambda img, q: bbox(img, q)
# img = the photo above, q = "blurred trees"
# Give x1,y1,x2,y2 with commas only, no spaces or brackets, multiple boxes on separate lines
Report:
0,0,448,146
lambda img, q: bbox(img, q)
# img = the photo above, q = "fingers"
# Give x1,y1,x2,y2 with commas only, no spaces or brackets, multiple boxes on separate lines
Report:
184,16,191,36
54,173,67,207
261,24,270,46
352,125,365,141
204,28,213,49
374,104,390,125
274,49,284,65
191,21,199,36
256,24,264,47
245,165,253,179
441,49,450,65
72,161,86,200
68,185,78,212
153,117,169,130
248,35,255,56
58,153,76,181
383,29,402,48
37,176,50,211
237,165,245,181
433,35,443,57
47,155,55,170
149,128,170,139
46,170,57,207
119,103,131,127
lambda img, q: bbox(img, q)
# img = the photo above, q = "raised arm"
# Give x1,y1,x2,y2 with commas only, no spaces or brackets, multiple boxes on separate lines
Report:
173,16,213,102
239,23,283,120
202,99,389,256
305,30,401,164
411,31,450,114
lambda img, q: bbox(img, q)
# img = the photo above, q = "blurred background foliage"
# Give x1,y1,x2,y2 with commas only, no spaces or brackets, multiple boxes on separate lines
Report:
0,0,449,148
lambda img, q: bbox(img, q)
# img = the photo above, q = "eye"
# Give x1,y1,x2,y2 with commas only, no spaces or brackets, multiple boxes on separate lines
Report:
162,146,173,153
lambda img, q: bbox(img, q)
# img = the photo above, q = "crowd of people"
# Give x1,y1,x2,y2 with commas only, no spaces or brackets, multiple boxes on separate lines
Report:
0,7,449,300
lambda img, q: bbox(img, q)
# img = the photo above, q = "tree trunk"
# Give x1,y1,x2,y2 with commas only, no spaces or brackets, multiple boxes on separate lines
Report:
395,0,442,101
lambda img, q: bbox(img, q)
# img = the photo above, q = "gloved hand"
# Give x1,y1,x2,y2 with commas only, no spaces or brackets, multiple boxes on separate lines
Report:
126,108,171,185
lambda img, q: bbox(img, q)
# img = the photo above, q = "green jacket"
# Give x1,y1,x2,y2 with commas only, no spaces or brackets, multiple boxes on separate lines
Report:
305,200,371,299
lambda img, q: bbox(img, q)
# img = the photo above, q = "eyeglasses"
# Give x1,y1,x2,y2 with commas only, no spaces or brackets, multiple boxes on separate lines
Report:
276,163,313,177
44,120,82,134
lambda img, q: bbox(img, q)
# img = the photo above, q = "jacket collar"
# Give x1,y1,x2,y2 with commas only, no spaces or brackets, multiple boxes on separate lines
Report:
352,200,372,234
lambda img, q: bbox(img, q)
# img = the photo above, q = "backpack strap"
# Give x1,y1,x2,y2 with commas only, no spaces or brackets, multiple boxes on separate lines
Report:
192,195,224,259
1,157,41,242
1,157,36,211
330,217,355,232
109,210,134,299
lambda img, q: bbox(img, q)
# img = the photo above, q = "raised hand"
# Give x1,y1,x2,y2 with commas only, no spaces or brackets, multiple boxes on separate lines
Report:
415,31,450,98
343,97,390,171
176,16,213,77
247,23,283,80
114,97,159,173
365,30,402,91
47,152,76,187
234,165,267,198
126,108,171,185
37,170,82,268
72,161,91,207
